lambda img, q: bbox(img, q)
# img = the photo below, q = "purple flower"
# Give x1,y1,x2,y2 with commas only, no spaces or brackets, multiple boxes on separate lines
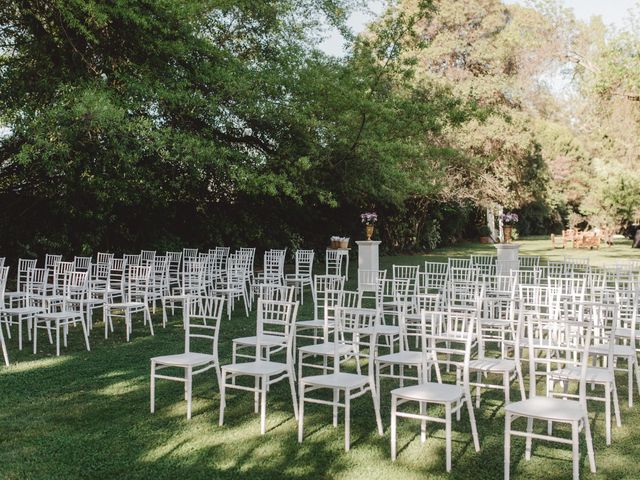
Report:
360,212,378,225
501,212,519,225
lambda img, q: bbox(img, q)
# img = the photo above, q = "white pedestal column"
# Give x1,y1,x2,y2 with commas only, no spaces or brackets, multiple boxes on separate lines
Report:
494,243,521,276
356,241,381,291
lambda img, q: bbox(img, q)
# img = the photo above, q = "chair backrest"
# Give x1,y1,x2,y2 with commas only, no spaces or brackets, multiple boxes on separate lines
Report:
238,248,256,276
255,299,298,362
16,259,37,292
96,252,114,266
325,249,343,277
26,268,48,303
182,248,198,260
123,254,141,267
44,254,62,269
525,306,593,403
184,296,225,358
109,258,127,292
518,256,540,270
258,284,295,302
63,271,88,304
53,261,74,293
263,250,284,282
294,250,314,277
470,255,496,267
422,308,477,385
0,266,9,300
90,262,111,292
73,256,92,272
126,265,151,302
312,274,345,322
333,307,380,370
140,250,156,266
166,252,182,276
358,269,386,305
181,259,205,294
0,258,4,269
393,264,419,296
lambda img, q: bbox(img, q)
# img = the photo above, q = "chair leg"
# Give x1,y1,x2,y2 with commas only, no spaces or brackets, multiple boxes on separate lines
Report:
445,403,452,472
371,380,384,436
420,401,426,443
146,306,154,335
150,363,157,414
33,320,38,354
465,390,480,452
0,324,8,366
344,390,351,451
391,395,397,461
504,412,511,480
298,382,305,443
605,383,612,445
525,418,533,460
55,320,60,356
219,371,226,426
186,367,193,420
612,380,621,427
571,421,579,480
260,375,267,435
504,371,510,405
81,317,90,352
583,415,596,473
287,367,298,420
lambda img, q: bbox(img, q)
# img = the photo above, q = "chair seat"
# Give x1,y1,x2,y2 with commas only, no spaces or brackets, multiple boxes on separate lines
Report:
108,302,146,309
376,351,423,365
1,306,45,315
506,396,587,422
615,328,640,339
359,325,400,336
299,342,353,356
591,343,635,358
36,311,83,320
549,366,614,384
302,372,369,389
233,334,286,348
222,360,287,376
468,357,516,373
296,319,334,329
153,352,216,367
392,382,464,403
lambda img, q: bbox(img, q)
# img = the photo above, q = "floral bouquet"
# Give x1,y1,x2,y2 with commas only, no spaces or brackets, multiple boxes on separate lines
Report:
501,212,519,225
360,212,378,225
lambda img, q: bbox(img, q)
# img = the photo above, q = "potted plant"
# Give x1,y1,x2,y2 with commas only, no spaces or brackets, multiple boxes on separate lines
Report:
360,212,378,240
478,224,493,244
501,212,519,243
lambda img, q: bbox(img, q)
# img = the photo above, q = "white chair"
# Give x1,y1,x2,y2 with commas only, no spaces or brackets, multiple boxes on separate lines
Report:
518,256,540,270
4,258,37,307
166,251,182,291
295,275,345,343
390,309,480,471
33,271,91,356
212,253,250,319
298,306,384,451
547,299,620,445
325,249,348,279
357,269,386,307
161,258,206,327
105,265,153,341
504,307,596,480
182,248,198,260
219,299,299,434
1,267,47,350
151,295,225,419
231,286,295,363
285,250,314,305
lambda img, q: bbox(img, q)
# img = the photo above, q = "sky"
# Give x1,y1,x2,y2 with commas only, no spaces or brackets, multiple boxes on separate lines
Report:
319,0,638,57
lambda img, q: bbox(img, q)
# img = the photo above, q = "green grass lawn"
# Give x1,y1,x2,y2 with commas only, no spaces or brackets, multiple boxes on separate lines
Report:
1,237,640,480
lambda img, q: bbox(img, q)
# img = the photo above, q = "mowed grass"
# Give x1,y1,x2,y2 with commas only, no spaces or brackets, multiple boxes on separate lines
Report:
1,236,640,480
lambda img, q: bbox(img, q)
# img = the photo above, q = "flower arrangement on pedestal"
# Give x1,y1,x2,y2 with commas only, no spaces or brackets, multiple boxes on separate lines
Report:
360,212,378,240
501,212,519,243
